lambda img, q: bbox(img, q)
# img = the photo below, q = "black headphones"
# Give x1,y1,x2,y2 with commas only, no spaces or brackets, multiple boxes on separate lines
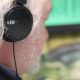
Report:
3,0,33,42
1,1,33,79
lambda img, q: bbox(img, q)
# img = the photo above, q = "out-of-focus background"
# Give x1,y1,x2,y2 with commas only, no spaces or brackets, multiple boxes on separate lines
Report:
23,0,80,80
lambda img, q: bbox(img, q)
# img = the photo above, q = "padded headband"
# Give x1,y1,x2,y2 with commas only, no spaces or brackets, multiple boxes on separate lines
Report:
16,0,26,4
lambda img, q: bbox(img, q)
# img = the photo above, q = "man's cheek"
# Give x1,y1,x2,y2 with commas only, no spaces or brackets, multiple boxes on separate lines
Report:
14,24,48,75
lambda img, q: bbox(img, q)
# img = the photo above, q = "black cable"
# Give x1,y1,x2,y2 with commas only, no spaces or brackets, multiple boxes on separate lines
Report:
13,42,21,80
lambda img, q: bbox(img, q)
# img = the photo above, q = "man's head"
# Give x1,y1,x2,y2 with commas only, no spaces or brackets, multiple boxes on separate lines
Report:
0,0,51,76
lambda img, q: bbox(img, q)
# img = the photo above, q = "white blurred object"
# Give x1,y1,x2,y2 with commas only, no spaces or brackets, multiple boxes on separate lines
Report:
70,61,80,80
70,69,80,80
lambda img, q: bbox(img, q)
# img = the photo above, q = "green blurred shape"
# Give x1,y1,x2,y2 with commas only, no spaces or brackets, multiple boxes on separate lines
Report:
45,0,80,27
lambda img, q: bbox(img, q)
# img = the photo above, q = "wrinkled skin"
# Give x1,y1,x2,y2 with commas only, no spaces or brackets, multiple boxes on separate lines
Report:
0,0,51,76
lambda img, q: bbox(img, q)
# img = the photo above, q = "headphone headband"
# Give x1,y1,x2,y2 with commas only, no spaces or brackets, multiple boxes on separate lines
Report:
16,0,26,4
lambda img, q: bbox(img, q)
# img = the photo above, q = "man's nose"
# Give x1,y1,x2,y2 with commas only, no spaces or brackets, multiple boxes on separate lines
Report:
43,0,51,20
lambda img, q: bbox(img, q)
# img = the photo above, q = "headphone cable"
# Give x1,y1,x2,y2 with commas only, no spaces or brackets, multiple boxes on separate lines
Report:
13,42,21,80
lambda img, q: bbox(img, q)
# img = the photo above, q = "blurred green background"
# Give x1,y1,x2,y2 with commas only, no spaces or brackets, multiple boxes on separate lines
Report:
45,0,80,26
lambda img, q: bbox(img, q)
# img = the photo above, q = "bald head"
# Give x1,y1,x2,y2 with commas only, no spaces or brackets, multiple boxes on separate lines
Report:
0,0,51,76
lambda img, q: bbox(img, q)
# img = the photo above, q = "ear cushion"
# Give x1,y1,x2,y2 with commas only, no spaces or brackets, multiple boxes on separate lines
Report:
3,6,33,42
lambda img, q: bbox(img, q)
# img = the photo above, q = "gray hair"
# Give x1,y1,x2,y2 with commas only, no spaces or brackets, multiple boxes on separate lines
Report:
0,0,14,43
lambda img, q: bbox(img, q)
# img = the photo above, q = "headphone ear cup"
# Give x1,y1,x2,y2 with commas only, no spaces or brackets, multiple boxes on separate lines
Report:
3,6,33,42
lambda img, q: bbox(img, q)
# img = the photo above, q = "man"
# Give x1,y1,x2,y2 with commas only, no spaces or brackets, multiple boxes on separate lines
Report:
0,0,51,78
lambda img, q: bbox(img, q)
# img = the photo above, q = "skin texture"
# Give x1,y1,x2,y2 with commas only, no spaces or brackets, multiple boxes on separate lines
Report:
0,0,51,76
